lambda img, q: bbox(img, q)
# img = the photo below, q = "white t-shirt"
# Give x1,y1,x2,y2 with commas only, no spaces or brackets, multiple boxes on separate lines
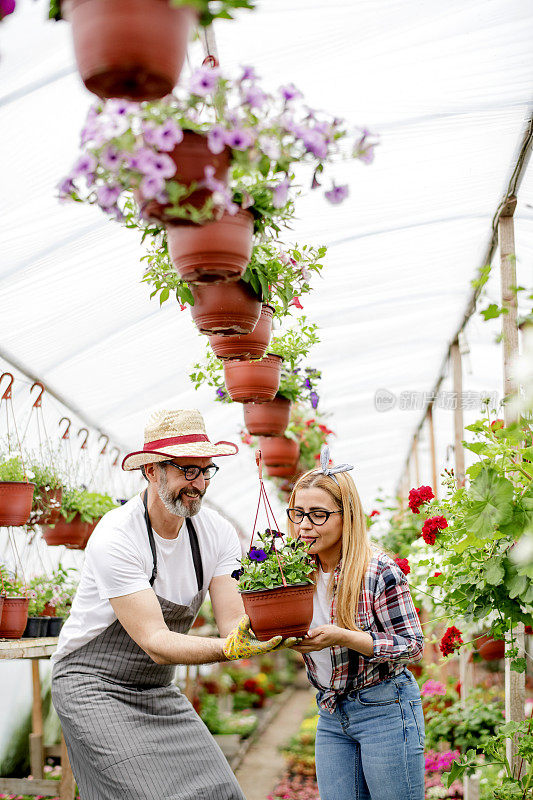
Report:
52,494,241,663
308,567,333,687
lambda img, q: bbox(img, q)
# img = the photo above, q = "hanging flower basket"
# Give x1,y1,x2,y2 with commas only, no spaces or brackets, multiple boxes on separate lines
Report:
475,634,505,661
140,132,231,225
224,355,282,403
0,482,36,527
243,394,291,436
241,583,315,641
209,304,274,361
166,209,253,284
190,280,262,336
42,514,99,550
258,436,299,468
0,597,30,639
28,487,63,527
69,0,198,101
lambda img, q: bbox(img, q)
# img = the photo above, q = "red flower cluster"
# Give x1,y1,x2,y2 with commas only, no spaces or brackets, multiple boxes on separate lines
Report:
408,485,434,513
433,571,442,578
490,419,505,432
440,626,463,657
369,509,380,518
394,557,411,575
421,515,448,545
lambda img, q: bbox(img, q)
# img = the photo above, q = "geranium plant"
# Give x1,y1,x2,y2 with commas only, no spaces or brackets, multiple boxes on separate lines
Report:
142,238,327,317
49,0,255,25
59,64,375,234
232,528,315,592
285,406,335,471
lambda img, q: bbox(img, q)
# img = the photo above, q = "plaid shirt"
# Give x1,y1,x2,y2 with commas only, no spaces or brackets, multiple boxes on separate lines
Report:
304,549,424,712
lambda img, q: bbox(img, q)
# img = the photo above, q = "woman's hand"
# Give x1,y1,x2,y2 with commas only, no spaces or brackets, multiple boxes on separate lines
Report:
292,624,346,653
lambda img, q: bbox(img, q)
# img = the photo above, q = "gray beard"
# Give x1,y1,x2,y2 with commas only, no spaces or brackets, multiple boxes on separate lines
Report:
157,468,203,517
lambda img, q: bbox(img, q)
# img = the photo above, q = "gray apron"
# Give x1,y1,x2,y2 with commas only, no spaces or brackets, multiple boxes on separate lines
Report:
52,493,245,800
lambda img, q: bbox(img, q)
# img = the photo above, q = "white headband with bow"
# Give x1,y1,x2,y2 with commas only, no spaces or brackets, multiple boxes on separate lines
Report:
319,445,354,484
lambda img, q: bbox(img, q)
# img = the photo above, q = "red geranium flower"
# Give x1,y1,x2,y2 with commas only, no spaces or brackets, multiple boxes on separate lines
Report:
370,509,380,518
490,419,505,431
421,516,448,545
394,557,410,575
433,572,442,578
408,485,434,514
440,626,463,657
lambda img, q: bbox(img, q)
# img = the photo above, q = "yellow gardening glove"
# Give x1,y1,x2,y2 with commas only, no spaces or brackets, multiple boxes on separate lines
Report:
223,615,298,660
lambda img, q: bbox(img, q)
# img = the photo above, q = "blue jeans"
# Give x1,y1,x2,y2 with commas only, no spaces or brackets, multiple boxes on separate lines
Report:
315,669,425,800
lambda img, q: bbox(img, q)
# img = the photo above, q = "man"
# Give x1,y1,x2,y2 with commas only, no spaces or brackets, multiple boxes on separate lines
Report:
51,409,289,800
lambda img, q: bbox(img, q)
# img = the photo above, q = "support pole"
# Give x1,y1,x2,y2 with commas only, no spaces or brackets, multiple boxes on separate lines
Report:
498,197,525,770
427,406,438,498
30,660,43,780
413,436,420,486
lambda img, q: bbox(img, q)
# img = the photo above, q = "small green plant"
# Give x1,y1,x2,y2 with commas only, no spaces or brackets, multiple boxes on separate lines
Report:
424,686,504,754
0,456,32,482
60,489,117,524
234,529,315,592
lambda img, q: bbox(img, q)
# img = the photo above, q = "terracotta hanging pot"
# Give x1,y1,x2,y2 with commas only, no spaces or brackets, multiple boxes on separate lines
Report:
28,488,63,527
42,514,99,550
258,436,300,468
0,597,30,639
265,464,300,479
476,634,505,661
241,583,315,641
166,210,254,284
243,395,291,437
224,355,282,403
141,132,231,224
209,305,274,361
190,280,262,336
69,0,197,101
0,482,35,527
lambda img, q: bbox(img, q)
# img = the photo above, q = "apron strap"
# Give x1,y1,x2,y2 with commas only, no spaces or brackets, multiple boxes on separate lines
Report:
143,490,158,587
186,518,204,594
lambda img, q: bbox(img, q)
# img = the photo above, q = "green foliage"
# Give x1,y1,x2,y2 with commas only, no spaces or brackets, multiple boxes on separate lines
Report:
424,687,504,754
236,529,315,591
60,489,117,524
0,456,30,482
198,694,257,737
284,405,335,472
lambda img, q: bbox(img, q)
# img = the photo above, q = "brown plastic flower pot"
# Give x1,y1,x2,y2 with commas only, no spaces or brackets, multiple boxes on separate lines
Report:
28,488,63,527
258,436,300,468
142,132,230,224
41,603,57,618
241,583,315,641
476,634,505,661
166,210,253,284
209,305,274,360
224,355,282,403
42,514,99,550
243,395,291,436
265,464,300,478
0,482,35,526
70,0,197,101
0,597,30,639
190,280,262,336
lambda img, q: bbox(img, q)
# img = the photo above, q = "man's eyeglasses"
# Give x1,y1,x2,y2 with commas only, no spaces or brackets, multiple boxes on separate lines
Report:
286,508,342,526
162,462,219,481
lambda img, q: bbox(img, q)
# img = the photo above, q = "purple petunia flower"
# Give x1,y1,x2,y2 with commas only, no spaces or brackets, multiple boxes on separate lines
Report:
207,125,227,155
225,127,255,151
0,0,16,19
147,152,176,179
302,129,328,159
189,66,220,97
249,548,268,563
139,174,166,200
271,176,290,209
304,378,312,389
72,153,97,179
105,99,138,117
144,119,183,152
310,391,319,410
216,388,226,400
324,183,349,204
100,146,122,172
280,83,301,102
57,177,75,201
242,84,267,109
240,65,258,82
231,568,243,581
97,185,121,208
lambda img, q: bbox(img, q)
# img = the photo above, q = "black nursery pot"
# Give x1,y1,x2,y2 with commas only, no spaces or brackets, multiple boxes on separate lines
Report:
47,617,65,637
22,616,49,638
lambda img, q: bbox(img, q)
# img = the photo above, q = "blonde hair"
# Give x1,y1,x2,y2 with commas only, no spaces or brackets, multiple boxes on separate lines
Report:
287,469,371,631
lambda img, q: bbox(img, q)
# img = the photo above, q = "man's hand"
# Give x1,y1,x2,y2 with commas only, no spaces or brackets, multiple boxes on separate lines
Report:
223,616,297,660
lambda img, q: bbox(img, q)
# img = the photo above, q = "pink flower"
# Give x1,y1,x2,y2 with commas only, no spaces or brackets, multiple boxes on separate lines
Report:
421,679,446,697
289,297,303,310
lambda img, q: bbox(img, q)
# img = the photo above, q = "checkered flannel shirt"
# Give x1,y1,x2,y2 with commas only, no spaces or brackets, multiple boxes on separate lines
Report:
304,549,424,712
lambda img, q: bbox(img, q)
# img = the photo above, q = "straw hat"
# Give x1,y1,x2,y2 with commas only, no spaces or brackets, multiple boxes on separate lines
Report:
122,409,238,471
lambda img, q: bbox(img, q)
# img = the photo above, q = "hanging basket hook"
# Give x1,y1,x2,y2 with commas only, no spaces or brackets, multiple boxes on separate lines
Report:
59,417,71,440
30,382,45,408
0,372,14,401
98,434,109,456
255,449,263,481
110,446,120,467
78,428,89,450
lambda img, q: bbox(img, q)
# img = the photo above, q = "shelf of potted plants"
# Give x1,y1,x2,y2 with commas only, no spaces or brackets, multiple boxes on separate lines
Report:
47,0,256,101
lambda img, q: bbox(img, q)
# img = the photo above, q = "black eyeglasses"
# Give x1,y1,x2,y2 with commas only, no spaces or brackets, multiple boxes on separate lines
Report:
162,462,219,481
286,508,342,526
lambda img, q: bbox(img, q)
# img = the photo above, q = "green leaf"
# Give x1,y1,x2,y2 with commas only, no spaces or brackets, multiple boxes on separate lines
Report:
484,560,505,585
464,468,514,538
506,573,527,598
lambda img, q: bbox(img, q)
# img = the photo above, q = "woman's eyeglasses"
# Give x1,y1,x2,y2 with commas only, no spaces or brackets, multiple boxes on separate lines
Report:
286,508,342,526
162,462,219,481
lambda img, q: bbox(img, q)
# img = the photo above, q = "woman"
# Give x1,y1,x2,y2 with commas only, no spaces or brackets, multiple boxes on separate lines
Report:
288,447,425,800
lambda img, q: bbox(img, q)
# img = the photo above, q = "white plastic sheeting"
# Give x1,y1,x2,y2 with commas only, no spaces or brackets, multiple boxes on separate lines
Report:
1,0,533,531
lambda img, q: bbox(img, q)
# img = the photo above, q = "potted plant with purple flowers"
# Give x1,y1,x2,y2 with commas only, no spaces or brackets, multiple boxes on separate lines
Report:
59,64,374,279
232,528,315,641
48,0,256,102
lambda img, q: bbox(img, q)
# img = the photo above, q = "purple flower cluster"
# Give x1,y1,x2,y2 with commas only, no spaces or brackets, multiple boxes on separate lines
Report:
424,749,461,773
248,548,268,563
0,0,15,20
